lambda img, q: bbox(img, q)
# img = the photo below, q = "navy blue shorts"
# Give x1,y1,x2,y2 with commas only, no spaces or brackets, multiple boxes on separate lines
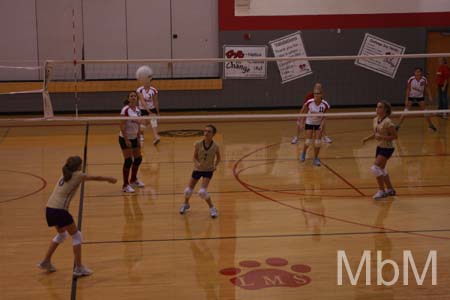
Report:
119,136,140,149
46,207,74,228
376,147,395,159
305,124,321,131
140,108,157,116
192,170,213,180
408,97,424,103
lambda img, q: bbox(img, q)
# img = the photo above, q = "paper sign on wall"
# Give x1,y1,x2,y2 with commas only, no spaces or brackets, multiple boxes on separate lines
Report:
355,33,406,78
269,32,312,84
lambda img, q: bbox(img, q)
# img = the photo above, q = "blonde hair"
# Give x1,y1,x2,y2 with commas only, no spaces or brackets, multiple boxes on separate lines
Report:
378,100,392,116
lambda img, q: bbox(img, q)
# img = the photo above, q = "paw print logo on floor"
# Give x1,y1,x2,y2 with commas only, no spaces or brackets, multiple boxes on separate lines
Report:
219,258,311,290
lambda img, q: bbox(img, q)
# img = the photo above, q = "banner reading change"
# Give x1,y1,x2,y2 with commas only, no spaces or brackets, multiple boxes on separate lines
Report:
355,33,406,79
269,32,312,84
223,45,267,79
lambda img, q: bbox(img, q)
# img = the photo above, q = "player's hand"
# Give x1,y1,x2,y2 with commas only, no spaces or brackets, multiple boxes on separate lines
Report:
125,139,132,148
375,133,383,140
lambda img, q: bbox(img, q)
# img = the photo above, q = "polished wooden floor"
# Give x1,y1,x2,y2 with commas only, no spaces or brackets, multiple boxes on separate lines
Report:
0,111,449,299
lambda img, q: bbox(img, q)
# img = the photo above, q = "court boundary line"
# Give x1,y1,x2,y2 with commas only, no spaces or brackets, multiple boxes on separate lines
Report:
82,184,450,199
81,228,450,246
70,123,89,300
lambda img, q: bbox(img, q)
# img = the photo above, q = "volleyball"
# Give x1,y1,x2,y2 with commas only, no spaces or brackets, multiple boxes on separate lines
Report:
136,65,153,80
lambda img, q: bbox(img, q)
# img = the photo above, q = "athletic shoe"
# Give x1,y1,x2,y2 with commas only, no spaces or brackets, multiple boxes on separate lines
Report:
122,184,135,193
131,179,145,188
322,136,332,143
73,265,93,277
210,207,218,218
179,203,190,214
38,260,56,272
153,138,160,146
300,151,306,162
428,125,437,132
291,136,299,144
313,158,321,166
386,188,396,196
373,190,388,200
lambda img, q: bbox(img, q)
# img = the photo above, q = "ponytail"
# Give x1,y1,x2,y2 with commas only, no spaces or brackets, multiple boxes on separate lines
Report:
62,156,82,181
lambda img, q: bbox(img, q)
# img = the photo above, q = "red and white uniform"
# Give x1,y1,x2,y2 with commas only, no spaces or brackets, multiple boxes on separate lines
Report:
407,76,427,98
304,98,330,125
120,105,141,139
137,86,158,110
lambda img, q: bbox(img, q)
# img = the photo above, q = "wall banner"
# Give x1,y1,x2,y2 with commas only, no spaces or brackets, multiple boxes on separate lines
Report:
223,45,267,79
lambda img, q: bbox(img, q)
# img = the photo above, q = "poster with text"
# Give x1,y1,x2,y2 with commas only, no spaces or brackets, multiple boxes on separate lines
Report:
355,33,405,78
269,32,312,84
223,45,267,79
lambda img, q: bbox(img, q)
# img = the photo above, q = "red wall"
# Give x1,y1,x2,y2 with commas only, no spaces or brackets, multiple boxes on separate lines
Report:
219,0,450,30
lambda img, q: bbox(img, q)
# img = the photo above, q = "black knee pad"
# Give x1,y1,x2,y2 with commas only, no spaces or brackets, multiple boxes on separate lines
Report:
124,157,133,169
133,156,142,166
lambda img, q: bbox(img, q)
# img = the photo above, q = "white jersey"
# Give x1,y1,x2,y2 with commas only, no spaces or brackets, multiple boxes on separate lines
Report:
407,76,427,98
305,98,330,125
119,105,141,139
137,86,158,110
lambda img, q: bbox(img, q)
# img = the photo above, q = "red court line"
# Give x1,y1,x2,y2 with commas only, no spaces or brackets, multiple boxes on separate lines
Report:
234,159,450,197
0,170,47,203
232,143,450,241
321,161,366,196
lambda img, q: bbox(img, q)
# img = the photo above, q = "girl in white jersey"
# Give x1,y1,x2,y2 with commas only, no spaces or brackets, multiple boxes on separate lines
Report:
179,124,221,218
397,67,436,131
137,75,161,145
120,91,145,193
38,156,116,277
362,101,397,200
299,89,330,166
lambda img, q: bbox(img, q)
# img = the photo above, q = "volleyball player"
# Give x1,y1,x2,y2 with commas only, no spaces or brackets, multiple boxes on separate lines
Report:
137,75,161,145
291,82,332,144
179,125,221,218
299,88,330,166
396,67,437,131
38,156,116,277
120,91,145,193
362,101,397,200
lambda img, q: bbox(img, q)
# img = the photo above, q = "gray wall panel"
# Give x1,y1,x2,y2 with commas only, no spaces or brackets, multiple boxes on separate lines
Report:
83,0,127,79
126,0,172,78
0,0,39,80
36,0,83,80
220,28,428,107
171,0,219,77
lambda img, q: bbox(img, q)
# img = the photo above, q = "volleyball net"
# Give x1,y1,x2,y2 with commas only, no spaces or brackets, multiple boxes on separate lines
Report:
0,52,449,123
